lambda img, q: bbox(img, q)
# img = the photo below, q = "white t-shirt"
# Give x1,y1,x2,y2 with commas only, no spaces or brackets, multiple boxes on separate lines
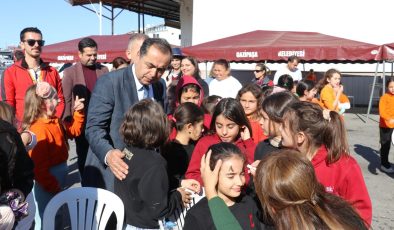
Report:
273,65,302,85
209,76,242,98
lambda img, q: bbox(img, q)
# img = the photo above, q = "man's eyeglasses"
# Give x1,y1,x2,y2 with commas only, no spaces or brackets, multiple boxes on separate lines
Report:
23,39,45,47
254,70,263,73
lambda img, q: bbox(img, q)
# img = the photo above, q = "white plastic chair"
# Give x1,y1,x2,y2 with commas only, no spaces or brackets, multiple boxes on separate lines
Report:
43,187,124,230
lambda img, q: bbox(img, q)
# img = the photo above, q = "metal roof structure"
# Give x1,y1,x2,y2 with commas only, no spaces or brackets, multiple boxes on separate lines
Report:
68,0,180,22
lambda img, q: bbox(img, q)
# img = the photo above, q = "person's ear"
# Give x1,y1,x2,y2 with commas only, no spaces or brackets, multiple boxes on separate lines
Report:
296,131,306,145
186,123,193,134
125,49,131,60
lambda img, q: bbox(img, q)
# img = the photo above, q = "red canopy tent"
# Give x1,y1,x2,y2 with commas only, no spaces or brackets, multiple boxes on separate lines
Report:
182,30,382,63
381,43,394,60
367,42,394,116
41,34,131,63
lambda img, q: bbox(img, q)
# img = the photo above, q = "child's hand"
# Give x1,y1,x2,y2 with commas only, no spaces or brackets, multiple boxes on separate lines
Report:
73,96,85,112
20,131,32,147
389,119,394,124
248,160,260,177
200,150,222,200
181,179,200,194
334,85,344,95
240,126,251,141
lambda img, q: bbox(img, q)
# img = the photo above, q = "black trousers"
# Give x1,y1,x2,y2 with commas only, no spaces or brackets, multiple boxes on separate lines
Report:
380,127,393,168
75,132,89,177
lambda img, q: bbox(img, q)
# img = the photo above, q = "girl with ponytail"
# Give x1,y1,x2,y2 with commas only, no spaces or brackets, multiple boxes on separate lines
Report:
279,101,372,226
161,102,204,189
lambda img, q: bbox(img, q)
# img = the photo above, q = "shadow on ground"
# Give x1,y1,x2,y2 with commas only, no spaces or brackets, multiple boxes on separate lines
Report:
354,144,394,179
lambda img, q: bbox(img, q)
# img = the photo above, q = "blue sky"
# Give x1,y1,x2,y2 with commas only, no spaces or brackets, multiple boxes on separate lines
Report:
1,0,163,49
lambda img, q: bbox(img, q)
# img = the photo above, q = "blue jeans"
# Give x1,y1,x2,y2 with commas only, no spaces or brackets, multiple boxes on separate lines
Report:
33,162,68,229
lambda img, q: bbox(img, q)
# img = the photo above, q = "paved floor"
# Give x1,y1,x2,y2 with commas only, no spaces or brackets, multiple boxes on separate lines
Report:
66,112,394,229
344,113,394,229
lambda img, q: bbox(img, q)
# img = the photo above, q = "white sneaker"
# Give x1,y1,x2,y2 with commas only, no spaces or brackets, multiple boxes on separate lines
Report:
381,165,394,174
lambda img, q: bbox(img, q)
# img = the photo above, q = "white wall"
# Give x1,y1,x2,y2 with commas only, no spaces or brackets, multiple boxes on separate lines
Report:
191,0,394,45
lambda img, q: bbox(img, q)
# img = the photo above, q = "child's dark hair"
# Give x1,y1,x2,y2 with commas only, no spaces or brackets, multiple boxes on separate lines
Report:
277,74,294,91
120,99,170,149
236,83,263,105
173,102,204,131
283,101,349,164
213,59,230,70
261,86,274,99
208,142,246,170
296,80,316,97
262,91,298,123
386,77,394,88
210,98,252,137
178,84,201,102
202,95,222,115
236,84,263,120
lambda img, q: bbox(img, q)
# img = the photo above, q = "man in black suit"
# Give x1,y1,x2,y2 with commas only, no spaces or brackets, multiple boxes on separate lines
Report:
82,38,171,191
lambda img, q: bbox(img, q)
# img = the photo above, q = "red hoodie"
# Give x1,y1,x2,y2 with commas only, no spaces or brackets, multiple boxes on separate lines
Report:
185,134,256,185
168,76,212,139
312,145,372,226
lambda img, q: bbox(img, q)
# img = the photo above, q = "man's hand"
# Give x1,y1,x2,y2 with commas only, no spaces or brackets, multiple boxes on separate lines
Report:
107,149,129,180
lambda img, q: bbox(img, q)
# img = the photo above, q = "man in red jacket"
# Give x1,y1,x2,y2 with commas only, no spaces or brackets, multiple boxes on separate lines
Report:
1,27,64,129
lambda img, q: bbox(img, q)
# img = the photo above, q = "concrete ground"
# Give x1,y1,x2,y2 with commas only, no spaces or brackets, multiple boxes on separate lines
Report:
344,112,394,229
65,110,394,229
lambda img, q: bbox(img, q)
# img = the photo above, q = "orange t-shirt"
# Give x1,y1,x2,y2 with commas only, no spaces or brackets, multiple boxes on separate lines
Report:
319,85,348,112
379,93,394,128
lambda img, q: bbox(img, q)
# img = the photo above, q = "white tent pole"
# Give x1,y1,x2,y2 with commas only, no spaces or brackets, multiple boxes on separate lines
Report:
99,1,102,35
367,62,380,118
382,60,386,94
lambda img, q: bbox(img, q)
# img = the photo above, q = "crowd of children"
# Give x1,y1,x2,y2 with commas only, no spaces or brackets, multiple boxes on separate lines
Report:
4,52,394,229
